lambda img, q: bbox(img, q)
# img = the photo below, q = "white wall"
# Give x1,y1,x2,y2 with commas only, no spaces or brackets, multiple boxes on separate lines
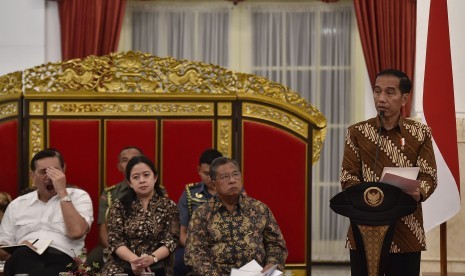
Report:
45,1,61,63
0,0,45,76
0,0,61,77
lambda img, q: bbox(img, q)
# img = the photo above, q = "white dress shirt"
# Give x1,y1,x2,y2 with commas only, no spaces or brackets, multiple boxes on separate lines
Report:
0,187,93,257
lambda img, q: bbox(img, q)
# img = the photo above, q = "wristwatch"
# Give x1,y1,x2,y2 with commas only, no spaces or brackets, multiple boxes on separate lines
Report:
60,195,72,202
151,253,158,263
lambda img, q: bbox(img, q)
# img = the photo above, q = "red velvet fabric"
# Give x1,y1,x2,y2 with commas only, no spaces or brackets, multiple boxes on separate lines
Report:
105,120,157,187
161,120,214,202
354,0,416,117
242,121,307,263
0,120,19,198
58,0,126,60
49,119,101,250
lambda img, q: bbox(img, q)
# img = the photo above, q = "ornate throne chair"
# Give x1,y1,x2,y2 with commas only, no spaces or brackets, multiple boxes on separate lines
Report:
0,51,326,274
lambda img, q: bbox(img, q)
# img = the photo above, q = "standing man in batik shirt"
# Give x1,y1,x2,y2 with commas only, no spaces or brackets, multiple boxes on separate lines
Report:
185,157,287,275
340,69,437,275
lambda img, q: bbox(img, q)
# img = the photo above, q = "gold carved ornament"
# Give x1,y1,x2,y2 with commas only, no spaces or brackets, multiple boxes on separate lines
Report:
5,51,326,163
0,71,22,100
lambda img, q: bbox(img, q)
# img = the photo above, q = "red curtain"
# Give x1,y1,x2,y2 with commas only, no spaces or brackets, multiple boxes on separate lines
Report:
354,0,416,117
58,0,126,60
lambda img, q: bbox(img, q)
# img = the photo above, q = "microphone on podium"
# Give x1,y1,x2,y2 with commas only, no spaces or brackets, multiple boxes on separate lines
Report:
373,111,384,171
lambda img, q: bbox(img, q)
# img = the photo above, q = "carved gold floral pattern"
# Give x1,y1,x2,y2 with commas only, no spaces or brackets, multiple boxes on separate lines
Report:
29,120,44,160
47,102,214,116
29,101,44,115
3,51,326,163
20,52,325,124
0,102,18,119
0,71,22,98
217,119,232,157
217,102,232,116
243,102,308,138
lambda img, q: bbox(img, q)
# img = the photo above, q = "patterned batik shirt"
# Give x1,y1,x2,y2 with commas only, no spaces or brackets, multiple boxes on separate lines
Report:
101,194,180,276
185,194,288,275
340,116,437,252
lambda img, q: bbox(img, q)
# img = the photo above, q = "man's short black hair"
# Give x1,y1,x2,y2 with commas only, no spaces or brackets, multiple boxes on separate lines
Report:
119,146,144,160
376,69,412,94
199,149,223,166
30,148,65,171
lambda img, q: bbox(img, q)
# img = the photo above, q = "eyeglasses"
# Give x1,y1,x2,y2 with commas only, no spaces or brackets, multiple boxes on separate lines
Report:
216,171,241,182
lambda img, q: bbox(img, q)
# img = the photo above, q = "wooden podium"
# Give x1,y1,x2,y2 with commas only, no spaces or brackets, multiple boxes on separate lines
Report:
330,182,418,276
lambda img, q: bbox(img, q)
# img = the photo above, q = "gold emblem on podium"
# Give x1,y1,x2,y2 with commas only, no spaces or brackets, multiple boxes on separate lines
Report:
363,187,384,207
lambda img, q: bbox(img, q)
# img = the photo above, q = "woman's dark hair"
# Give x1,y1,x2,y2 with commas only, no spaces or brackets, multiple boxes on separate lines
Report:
120,156,163,216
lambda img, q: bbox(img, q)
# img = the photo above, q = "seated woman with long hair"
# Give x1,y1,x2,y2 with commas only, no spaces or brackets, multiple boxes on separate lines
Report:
100,156,180,276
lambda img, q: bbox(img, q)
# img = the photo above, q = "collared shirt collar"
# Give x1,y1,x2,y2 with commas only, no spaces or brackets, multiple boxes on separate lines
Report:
212,194,244,212
26,190,41,206
375,114,403,133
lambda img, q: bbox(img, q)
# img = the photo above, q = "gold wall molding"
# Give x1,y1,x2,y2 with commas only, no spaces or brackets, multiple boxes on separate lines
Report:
0,102,18,119
47,102,214,116
243,102,308,138
29,119,44,160
217,119,232,157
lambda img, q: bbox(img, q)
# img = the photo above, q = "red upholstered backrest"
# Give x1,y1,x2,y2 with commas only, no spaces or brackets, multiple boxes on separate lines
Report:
160,120,214,201
242,121,307,263
49,120,100,250
0,120,19,199
105,120,158,187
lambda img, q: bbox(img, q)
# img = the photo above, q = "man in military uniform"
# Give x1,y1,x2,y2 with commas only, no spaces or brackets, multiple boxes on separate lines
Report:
86,146,144,268
174,149,223,276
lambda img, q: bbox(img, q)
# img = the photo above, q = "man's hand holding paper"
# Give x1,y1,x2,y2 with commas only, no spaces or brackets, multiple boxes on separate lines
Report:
380,167,421,201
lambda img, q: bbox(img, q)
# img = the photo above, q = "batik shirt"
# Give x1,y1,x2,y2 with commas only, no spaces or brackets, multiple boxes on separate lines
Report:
185,194,288,275
340,116,437,252
101,194,180,275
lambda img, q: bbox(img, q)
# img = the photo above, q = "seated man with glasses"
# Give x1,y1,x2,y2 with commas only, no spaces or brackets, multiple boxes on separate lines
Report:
184,157,288,275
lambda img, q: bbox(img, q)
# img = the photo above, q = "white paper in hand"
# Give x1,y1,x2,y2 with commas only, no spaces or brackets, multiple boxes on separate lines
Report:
380,167,419,180
230,260,282,276
380,167,420,193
